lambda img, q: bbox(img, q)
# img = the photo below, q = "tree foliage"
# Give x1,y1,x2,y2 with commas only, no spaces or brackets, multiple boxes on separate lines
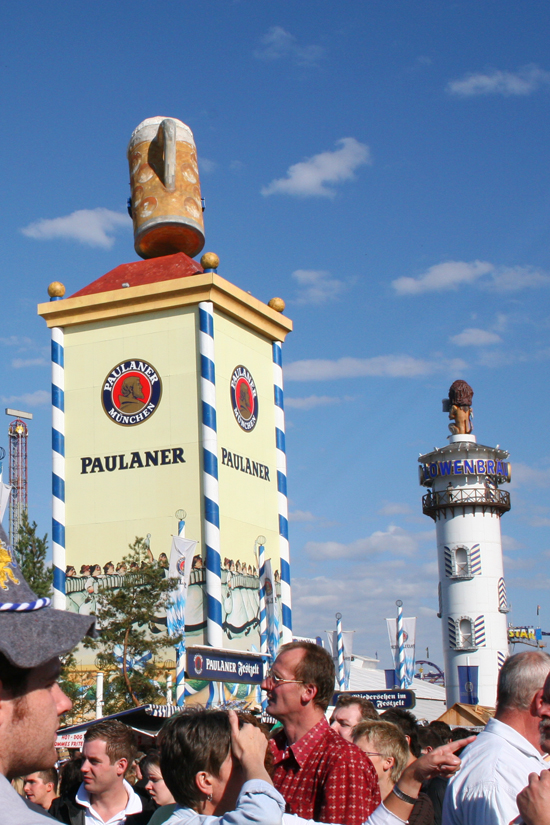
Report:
84,537,179,714
14,511,53,598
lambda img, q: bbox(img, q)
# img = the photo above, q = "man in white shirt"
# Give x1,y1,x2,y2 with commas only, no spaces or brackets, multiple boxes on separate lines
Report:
56,720,152,825
443,650,550,825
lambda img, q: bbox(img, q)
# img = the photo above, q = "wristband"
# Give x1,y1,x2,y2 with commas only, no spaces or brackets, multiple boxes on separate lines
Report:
392,785,419,805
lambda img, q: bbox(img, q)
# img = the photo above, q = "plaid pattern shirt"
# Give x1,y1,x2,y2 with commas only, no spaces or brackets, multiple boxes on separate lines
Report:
269,717,381,825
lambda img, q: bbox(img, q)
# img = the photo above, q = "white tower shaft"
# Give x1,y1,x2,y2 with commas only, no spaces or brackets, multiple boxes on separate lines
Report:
419,434,511,707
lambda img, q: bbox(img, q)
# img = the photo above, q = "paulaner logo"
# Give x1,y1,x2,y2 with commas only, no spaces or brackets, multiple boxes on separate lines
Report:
230,365,258,432
102,360,162,426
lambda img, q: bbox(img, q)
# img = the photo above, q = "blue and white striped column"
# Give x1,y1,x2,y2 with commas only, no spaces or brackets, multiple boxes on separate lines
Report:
336,613,345,689
51,320,66,610
258,540,267,655
273,341,292,643
199,302,223,648
396,600,406,689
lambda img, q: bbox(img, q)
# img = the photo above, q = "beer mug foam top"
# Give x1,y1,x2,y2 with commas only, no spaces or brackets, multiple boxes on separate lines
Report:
128,117,205,260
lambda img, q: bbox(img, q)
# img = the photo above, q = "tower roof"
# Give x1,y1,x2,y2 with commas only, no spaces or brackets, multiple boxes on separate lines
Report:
70,252,203,298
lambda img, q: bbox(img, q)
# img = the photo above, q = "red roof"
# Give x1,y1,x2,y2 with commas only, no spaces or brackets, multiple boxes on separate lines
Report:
70,252,203,298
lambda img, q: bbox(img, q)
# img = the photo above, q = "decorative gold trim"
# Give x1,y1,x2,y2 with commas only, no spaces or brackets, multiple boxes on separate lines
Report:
38,272,293,341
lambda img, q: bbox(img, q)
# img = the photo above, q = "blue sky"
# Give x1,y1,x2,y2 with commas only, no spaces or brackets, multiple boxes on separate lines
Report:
2,0,550,670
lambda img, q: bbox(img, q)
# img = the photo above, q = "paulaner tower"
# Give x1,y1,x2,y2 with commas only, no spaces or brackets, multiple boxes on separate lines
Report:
37,117,293,672
419,381,511,707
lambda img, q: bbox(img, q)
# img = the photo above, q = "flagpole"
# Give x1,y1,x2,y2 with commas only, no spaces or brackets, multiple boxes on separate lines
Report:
336,613,345,690
396,600,406,689
176,509,187,707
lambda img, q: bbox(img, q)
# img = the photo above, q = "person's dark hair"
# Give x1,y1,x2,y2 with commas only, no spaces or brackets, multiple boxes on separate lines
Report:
416,726,443,752
334,694,379,721
160,709,233,809
37,767,58,789
0,651,31,697
58,756,83,801
496,651,550,713
278,642,335,711
84,720,137,769
381,708,420,757
450,726,473,742
140,748,161,780
428,720,452,743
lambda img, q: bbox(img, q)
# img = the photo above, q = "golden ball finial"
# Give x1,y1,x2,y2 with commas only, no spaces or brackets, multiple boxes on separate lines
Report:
268,297,285,313
48,281,66,298
200,252,219,270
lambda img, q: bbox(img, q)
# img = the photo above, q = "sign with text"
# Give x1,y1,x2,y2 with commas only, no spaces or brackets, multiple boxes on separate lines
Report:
186,646,267,684
333,689,416,710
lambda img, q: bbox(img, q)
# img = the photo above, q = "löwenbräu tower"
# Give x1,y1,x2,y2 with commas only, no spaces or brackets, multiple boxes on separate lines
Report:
419,381,511,707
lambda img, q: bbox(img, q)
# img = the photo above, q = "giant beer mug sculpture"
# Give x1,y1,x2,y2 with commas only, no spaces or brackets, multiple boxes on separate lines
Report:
128,117,205,259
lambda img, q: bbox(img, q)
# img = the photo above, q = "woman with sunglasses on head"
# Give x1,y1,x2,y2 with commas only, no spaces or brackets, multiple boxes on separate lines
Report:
159,708,284,825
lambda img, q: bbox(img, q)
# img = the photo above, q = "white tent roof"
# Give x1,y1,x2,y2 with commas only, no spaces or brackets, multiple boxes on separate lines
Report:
348,662,447,723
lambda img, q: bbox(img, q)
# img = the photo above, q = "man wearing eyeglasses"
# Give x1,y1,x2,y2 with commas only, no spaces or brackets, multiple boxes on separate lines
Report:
262,642,380,825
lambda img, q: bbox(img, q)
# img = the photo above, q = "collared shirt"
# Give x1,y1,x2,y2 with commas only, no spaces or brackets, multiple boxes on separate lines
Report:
76,779,143,825
443,717,548,825
164,779,285,825
269,716,381,825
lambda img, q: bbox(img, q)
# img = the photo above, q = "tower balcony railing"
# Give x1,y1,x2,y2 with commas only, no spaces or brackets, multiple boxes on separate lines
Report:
422,487,511,521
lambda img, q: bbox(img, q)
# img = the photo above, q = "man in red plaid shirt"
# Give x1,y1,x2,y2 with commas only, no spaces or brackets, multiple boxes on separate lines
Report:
262,642,381,825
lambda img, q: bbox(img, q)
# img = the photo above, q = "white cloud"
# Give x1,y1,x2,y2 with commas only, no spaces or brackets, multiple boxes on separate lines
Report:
288,510,318,523
254,26,324,67
12,357,48,368
21,208,131,249
484,266,550,292
262,138,371,198
378,502,414,516
229,160,244,172
285,354,467,381
285,395,347,410
448,65,550,97
199,157,217,173
450,328,502,347
511,463,550,489
392,260,494,295
303,525,432,561
1,390,50,407
393,260,550,296
292,269,346,304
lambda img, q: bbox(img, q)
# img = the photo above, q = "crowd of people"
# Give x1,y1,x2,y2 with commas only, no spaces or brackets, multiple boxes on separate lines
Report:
2,562,550,825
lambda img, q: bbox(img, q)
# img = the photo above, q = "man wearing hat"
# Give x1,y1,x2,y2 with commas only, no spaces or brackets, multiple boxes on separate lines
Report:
0,532,95,824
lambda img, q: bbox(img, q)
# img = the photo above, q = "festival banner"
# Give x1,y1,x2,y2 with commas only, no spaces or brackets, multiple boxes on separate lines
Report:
386,617,417,688
167,536,197,652
264,558,280,662
458,665,479,704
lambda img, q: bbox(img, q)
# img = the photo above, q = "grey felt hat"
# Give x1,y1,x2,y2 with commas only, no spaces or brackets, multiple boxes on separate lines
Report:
0,527,95,668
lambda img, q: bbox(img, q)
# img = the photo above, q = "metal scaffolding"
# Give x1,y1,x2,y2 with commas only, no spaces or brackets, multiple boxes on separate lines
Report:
8,418,28,548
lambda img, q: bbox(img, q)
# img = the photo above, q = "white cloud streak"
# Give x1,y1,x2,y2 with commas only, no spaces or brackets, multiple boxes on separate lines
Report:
21,208,131,249
288,510,318,523
448,65,550,97
393,260,550,295
12,357,48,368
292,269,346,304
450,328,502,347
1,390,50,407
254,26,324,67
285,355,467,381
303,525,431,560
285,395,347,410
262,138,371,198
393,260,494,295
